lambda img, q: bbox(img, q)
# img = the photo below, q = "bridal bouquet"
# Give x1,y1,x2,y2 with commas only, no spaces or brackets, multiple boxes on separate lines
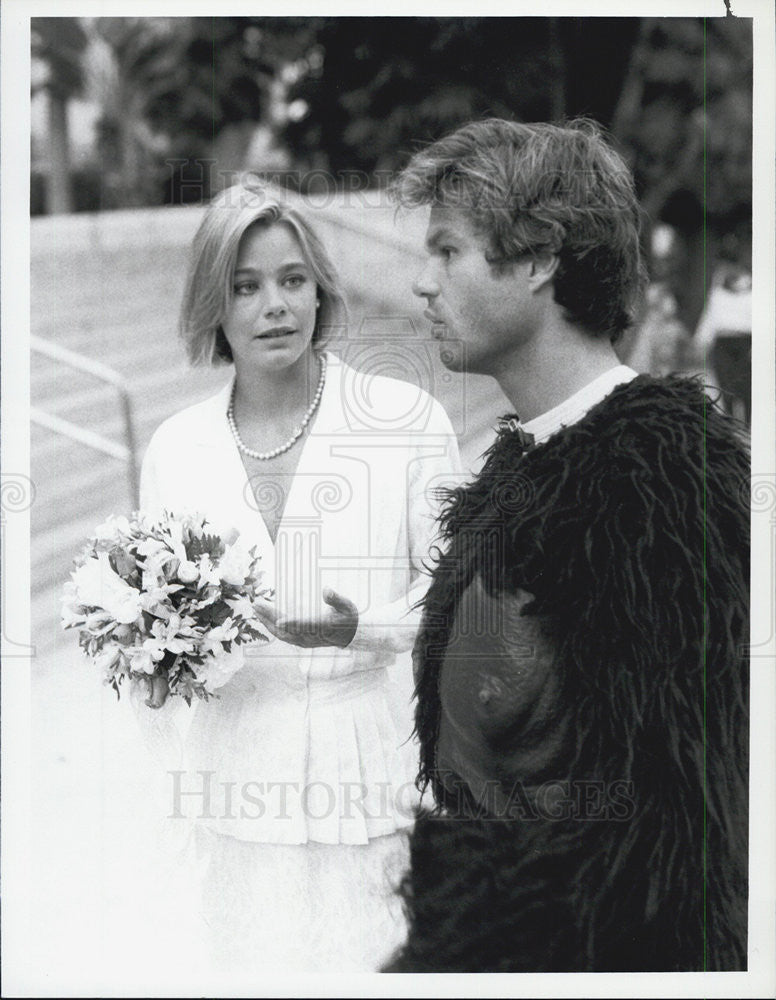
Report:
62,510,272,703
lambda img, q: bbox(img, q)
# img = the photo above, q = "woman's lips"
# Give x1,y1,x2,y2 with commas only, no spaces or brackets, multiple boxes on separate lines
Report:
255,328,295,340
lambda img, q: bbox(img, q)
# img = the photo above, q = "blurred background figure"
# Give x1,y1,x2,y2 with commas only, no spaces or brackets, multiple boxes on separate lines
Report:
693,264,752,425
27,13,754,992
620,224,694,378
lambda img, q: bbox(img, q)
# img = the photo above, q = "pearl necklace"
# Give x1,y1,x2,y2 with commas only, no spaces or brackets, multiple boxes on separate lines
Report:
227,354,327,460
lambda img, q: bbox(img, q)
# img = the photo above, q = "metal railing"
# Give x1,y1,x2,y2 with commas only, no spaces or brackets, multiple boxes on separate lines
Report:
31,334,139,504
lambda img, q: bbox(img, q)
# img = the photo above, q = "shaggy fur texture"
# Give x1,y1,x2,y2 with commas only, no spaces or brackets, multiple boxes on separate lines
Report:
387,375,749,972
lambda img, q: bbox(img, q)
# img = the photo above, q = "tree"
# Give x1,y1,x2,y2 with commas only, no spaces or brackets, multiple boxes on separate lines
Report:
611,17,752,332
280,15,750,333
67,10,753,327
91,17,184,208
31,17,88,213
283,18,640,176
91,16,319,204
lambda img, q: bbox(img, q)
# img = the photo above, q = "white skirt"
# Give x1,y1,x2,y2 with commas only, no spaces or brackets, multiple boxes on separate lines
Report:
195,827,410,973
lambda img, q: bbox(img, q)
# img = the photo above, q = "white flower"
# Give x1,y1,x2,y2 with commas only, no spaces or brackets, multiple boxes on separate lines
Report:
95,644,122,672
164,517,189,565
93,515,131,543
177,560,200,584
164,508,205,539
128,620,173,674
132,510,154,533
186,516,205,540
207,618,239,644
138,580,183,618
70,552,143,625
188,588,219,610
218,541,253,587
61,580,88,628
225,594,257,621
129,647,159,675
85,610,115,636
136,537,168,562
199,618,239,661
218,523,240,546
130,616,198,677
197,555,222,589
139,548,176,591
62,605,88,629
152,615,196,656
195,646,244,692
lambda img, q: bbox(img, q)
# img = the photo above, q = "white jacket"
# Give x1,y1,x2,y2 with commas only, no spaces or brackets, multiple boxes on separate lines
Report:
136,353,461,844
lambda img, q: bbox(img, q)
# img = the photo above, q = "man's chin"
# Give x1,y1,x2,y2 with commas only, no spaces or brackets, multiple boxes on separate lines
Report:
438,343,465,372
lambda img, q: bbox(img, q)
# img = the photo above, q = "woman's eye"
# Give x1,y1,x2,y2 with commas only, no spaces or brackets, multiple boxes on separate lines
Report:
234,281,258,296
284,274,306,288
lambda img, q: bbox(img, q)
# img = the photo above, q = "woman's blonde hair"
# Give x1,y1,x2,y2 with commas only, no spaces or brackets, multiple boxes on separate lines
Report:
180,180,348,365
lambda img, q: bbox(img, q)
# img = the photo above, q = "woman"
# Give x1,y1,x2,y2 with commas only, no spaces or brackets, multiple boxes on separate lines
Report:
134,181,460,973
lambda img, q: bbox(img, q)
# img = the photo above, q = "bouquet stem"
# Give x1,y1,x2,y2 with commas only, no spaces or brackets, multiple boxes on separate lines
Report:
143,669,171,709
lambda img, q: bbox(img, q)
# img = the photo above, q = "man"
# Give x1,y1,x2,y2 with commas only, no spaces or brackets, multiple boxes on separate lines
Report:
385,119,749,972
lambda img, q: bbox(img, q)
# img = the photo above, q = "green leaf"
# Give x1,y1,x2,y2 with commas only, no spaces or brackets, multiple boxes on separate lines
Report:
185,533,226,562
196,600,233,627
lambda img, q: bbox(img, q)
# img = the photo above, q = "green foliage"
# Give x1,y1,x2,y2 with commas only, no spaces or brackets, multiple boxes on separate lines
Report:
610,17,752,325
184,532,226,562
616,18,752,232
284,17,640,175
90,17,320,202
93,17,318,146
40,14,751,300
32,17,88,100
196,600,234,628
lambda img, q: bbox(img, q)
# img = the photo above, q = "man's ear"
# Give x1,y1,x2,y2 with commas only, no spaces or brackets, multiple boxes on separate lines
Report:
527,253,559,293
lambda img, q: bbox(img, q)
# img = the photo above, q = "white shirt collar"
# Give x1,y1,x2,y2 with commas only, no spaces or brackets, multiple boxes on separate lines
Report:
521,365,639,445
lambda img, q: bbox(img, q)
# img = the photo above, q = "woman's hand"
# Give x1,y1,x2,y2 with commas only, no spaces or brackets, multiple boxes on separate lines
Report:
253,588,359,649
130,673,170,709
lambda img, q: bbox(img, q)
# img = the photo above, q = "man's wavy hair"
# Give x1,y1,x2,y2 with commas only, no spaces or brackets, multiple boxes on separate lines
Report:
393,118,647,342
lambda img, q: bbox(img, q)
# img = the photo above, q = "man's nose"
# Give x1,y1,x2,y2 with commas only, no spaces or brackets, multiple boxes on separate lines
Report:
412,262,439,301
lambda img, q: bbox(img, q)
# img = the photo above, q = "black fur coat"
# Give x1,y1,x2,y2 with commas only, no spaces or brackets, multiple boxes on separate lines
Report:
387,375,749,972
